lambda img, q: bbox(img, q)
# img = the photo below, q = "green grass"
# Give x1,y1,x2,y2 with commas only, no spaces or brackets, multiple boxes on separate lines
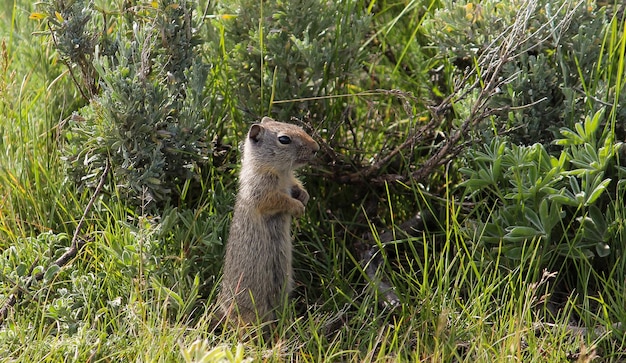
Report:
2,0,626,362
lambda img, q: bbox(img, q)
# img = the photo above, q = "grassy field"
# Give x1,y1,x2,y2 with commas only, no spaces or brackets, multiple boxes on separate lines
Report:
1,0,626,361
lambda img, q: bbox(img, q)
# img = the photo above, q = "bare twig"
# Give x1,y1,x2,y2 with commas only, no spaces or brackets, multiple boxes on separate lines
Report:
360,213,429,308
349,0,578,306
412,0,546,182
0,159,110,326
362,247,401,308
329,0,556,186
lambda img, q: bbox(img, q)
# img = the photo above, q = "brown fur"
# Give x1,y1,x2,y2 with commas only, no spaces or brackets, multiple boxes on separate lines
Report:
217,117,319,324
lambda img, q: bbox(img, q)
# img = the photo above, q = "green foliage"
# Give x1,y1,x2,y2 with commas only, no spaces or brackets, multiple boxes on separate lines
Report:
180,340,251,363
37,0,100,97
4,0,626,360
38,0,220,210
219,0,370,120
424,0,616,144
461,108,623,267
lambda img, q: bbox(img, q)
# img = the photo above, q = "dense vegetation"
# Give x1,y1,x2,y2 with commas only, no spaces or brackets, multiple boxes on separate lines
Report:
1,0,626,361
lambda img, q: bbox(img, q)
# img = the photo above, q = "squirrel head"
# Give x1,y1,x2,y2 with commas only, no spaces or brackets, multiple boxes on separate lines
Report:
244,117,319,173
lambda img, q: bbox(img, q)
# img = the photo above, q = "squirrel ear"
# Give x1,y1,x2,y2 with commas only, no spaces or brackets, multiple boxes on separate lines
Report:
260,116,274,124
248,124,264,143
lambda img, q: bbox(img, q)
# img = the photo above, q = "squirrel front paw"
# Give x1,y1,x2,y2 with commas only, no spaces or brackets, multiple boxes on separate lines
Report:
290,185,310,206
291,201,305,218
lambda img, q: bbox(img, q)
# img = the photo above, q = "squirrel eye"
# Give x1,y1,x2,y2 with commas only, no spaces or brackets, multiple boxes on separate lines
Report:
278,135,292,145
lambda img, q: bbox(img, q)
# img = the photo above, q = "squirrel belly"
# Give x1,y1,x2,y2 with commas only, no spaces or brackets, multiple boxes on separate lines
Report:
220,205,293,322
217,117,319,325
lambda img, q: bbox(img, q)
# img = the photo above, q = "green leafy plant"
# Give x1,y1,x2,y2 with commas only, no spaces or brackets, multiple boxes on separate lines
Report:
180,340,252,363
461,108,623,268
424,0,614,144
218,0,370,121
36,0,220,210
6,0,626,360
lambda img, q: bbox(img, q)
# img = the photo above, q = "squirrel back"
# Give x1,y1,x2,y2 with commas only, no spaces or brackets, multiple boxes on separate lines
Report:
217,117,319,325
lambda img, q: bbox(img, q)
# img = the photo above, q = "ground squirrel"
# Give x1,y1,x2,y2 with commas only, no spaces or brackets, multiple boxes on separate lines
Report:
217,117,319,324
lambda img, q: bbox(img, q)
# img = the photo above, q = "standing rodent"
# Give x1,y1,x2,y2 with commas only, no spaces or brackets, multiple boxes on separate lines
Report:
217,117,319,324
